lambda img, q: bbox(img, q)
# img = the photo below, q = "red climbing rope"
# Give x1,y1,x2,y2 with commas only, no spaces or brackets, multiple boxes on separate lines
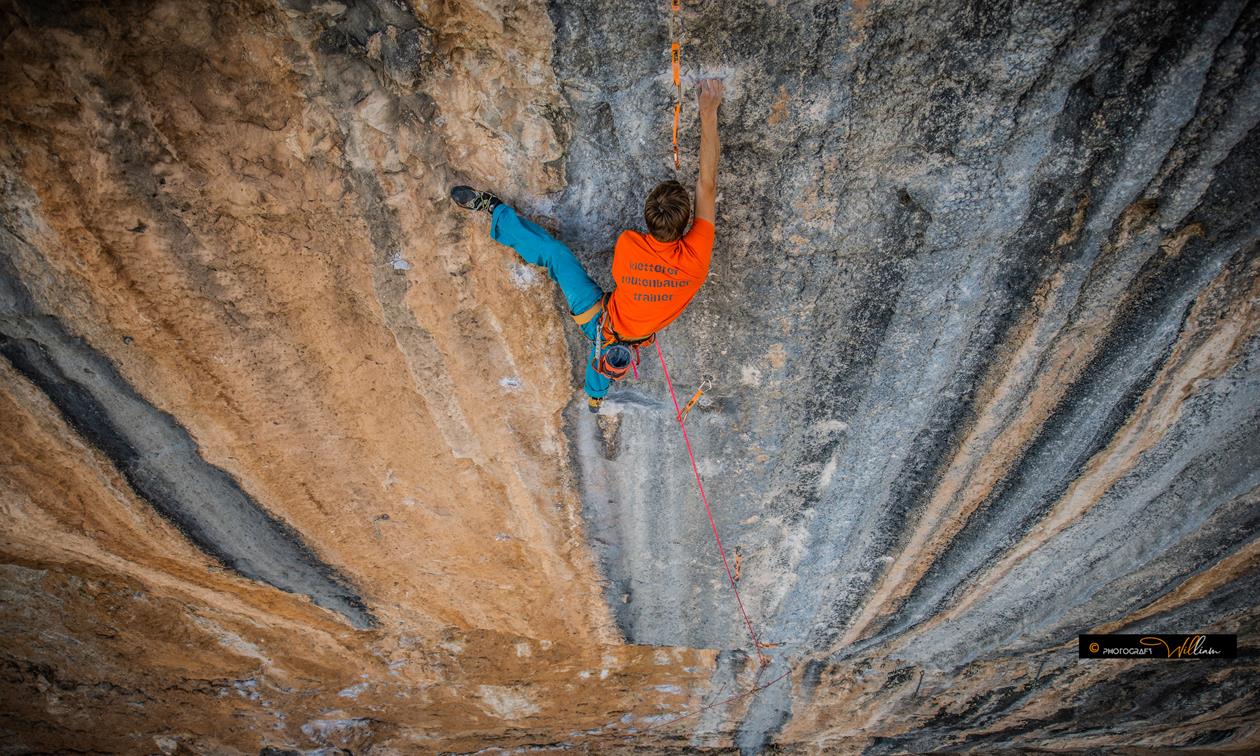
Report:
655,340,769,666
605,340,791,738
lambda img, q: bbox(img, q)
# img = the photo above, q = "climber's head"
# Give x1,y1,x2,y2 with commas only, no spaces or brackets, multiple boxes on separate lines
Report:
645,180,691,243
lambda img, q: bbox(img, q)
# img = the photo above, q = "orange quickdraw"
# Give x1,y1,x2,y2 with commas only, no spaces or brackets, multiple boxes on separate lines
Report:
670,1,682,169
679,376,711,423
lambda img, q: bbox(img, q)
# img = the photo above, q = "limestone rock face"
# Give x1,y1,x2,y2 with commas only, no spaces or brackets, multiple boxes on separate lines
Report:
1,0,1257,754
557,0,1260,750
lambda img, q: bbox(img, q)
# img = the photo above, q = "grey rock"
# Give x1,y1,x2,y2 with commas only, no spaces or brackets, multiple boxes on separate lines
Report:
552,0,1260,750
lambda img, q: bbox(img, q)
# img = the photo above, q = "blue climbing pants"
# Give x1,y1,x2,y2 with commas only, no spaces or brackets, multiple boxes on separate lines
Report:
490,204,611,399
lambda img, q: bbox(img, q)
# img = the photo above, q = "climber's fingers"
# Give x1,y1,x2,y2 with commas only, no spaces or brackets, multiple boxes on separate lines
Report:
698,78,724,109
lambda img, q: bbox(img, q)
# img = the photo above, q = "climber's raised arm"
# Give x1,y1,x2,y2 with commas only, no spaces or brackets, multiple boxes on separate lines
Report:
695,78,723,225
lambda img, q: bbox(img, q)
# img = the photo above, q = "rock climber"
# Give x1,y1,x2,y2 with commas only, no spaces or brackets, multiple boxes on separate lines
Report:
450,79,725,413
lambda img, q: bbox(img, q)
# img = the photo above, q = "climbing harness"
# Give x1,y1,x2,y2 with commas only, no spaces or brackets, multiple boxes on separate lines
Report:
572,297,603,327
590,298,657,382
670,0,683,169
594,332,653,381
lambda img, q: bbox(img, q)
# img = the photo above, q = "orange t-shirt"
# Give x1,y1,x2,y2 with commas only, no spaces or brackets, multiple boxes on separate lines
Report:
605,218,715,340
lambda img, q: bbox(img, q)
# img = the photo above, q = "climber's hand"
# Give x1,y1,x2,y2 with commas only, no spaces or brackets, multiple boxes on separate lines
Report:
698,78,724,116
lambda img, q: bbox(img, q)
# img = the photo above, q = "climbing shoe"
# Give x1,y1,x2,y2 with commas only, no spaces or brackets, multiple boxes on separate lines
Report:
587,396,603,414
450,185,502,213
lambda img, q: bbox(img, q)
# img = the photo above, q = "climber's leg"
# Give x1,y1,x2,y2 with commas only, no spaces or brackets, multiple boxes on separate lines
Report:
485,202,609,407
580,318,612,403
490,204,603,317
